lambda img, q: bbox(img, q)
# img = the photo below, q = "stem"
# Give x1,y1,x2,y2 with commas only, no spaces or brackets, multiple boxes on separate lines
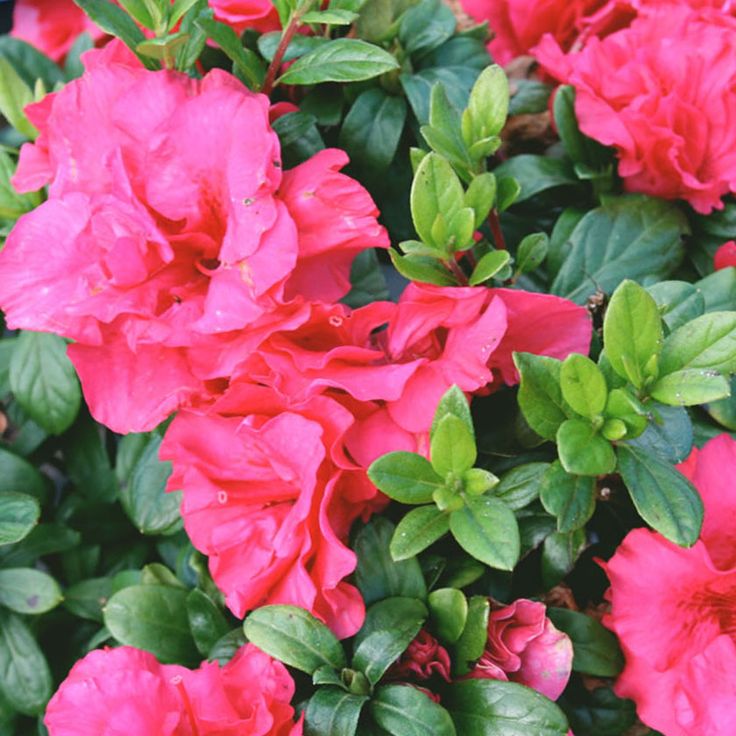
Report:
446,258,469,286
488,209,507,251
262,9,307,96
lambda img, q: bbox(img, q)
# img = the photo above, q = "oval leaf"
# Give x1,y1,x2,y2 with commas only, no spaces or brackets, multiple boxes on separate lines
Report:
0,492,39,545
371,684,457,736
0,568,62,615
368,452,444,504
391,506,450,560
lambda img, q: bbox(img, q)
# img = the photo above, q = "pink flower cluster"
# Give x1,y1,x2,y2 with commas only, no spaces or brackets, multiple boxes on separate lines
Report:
45,644,302,735
604,434,736,735
0,42,591,638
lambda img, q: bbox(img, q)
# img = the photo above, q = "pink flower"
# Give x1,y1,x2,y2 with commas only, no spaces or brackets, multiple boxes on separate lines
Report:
604,434,736,735
536,6,736,213
468,599,573,700
714,240,736,271
160,384,383,638
12,0,105,62
44,644,302,736
460,0,607,65
209,0,281,34
0,42,387,433
388,629,452,683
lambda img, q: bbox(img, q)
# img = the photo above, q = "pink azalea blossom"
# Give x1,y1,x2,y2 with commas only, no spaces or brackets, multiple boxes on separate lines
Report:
160,384,383,638
45,644,302,736
714,240,736,271
536,6,736,213
468,599,573,700
604,434,736,735
209,0,280,34
0,42,387,433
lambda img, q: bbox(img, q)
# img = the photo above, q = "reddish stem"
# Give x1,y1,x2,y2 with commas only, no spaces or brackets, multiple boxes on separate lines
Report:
262,12,304,96
446,258,469,286
488,209,507,251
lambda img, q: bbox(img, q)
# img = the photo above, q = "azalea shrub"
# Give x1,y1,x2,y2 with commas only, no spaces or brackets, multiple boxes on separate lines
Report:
0,0,735,734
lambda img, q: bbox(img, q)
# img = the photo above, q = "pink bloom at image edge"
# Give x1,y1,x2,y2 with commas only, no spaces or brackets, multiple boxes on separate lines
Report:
12,0,105,62
714,241,736,270
44,644,303,736
536,5,736,214
605,434,736,735
468,598,573,701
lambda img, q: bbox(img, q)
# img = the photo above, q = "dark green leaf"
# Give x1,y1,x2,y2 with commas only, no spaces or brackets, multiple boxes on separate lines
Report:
454,594,489,675
560,354,607,419
0,568,62,614
428,587,467,643
0,492,39,546
121,435,181,535
304,688,367,736
353,597,427,650
646,281,705,332
279,39,398,85
10,331,81,435
343,249,389,309
546,608,623,677
557,419,616,477
514,353,570,440
445,679,569,736
541,530,586,589
469,250,510,286
244,604,346,674
508,80,553,116
187,589,230,657
368,451,445,504
563,686,637,736
603,280,663,389
63,577,113,622
72,0,151,61
272,111,325,166
0,524,79,567
0,610,51,716
354,518,427,605
257,32,329,61
617,444,703,546
539,462,596,533
492,462,548,510
0,37,64,90
493,155,578,205
104,584,198,664
515,232,548,276
302,9,359,24
208,627,246,664
372,685,457,735
696,267,736,313
391,506,450,560
449,496,520,570
553,86,611,170
340,89,407,172
399,0,456,57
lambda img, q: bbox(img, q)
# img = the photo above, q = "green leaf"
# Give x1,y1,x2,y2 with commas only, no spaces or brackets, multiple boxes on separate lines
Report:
141,562,184,589
564,686,637,736
340,89,407,173
0,57,36,139
304,688,367,736
461,64,508,149
0,449,46,503
389,250,456,286
445,679,569,736
515,232,549,276
560,354,607,419
195,18,265,89
650,369,730,406
428,588,467,643
208,627,246,664
169,0,201,27
646,281,705,332
454,594,489,675
186,589,230,657
272,111,325,167
354,518,427,605
118,0,156,28
696,267,736,313
603,388,648,439
0,492,39,546
539,462,596,533
244,605,346,674
541,530,586,589
0,569,62,615
399,0,456,57
278,39,398,85
546,608,623,677
64,32,94,79
551,196,687,304
493,155,578,205
121,435,181,535
0,37,64,90
63,577,113,622
0,150,39,220
492,462,548,510
136,31,191,62
0,610,51,716
430,385,474,439
469,250,510,286
658,311,736,375
371,685,457,736
617,444,703,546
462,468,499,496
0,524,79,567
464,173,497,227
352,598,426,684
368,451,445,504
514,353,570,440
391,506,450,560
431,414,477,476
449,496,520,570
553,86,611,170
10,331,81,435
104,584,198,664
302,9,360,24
72,0,151,61
257,32,328,62
508,80,553,116
557,419,616,477
343,249,389,309
603,280,663,389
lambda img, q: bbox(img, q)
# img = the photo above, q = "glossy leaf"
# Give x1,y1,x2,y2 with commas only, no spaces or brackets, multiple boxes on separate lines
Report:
368,452,444,504
304,688,367,736
428,588,467,643
391,506,450,560
514,353,571,440
560,354,607,419
371,685,457,735
0,569,62,615
0,492,39,546
539,462,596,533
557,419,616,477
